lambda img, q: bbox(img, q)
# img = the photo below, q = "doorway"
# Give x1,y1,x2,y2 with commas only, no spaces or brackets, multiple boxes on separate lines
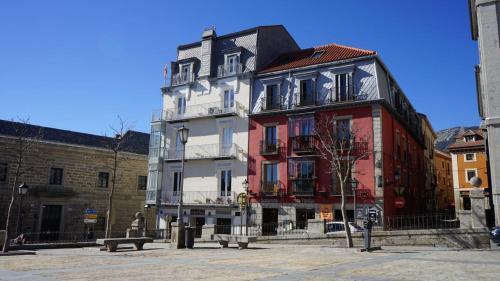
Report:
40,205,62,241
262,208,279,235
296,208,315,229
194,217,205,238
215,218,232,234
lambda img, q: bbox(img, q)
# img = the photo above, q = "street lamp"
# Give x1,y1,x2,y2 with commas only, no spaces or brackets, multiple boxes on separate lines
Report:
351,178,358,221
175,125,189,248
144,204,150,237
242,179,249,235
16,183,29,236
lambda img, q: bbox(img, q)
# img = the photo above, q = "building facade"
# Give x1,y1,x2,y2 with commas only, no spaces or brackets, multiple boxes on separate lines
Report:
146,26,299,236
469,0,500,225
448,129,490,217
419,113,437,212
0,120,151,240
247,43,427,228
434,150,454,213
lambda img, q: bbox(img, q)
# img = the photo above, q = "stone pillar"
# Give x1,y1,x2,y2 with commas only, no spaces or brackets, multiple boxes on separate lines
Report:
470,188,487,228
201,224,215,240
170,222,185,249
307,219,325,234
458,210,472,229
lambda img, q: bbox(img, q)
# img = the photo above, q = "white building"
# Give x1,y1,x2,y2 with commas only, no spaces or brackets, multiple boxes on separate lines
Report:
146,26,299,237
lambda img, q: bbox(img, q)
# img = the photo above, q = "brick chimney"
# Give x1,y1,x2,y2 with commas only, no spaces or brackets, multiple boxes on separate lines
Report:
199,27,216,78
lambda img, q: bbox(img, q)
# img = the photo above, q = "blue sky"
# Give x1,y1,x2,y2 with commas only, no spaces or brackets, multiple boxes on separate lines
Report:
0,0,479,134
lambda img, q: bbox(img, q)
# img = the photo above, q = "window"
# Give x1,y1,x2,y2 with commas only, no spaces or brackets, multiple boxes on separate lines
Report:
220,170,232,196
263,163,278,186
299,79,314,104
177,96,186,115
137,175,147,190
289,160,314,179
336,119,351,141
97,172,109,188
395,130,400,160
265,84,279,109
180,64,190,82
466,170,477,182
223,89,234,109
464,136,475,142
226,54,238,74
173,172,182,195
335,73,351,101
221,127,233,155
465,153,476,162
49,168,63,185
0,163,7,182
265,126,277,146
310,50,324,59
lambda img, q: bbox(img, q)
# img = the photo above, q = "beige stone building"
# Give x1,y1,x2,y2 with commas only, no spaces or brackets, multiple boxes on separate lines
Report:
0,119,151,241
418,113,437,212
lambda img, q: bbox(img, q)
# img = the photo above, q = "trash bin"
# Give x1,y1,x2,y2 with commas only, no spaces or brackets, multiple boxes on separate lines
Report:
185,227,195,249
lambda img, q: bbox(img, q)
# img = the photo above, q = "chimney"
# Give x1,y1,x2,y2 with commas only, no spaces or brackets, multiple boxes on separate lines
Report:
199,27,216,77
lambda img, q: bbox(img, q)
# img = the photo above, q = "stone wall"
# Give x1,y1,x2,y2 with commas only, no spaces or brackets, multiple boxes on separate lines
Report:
0,137,153,238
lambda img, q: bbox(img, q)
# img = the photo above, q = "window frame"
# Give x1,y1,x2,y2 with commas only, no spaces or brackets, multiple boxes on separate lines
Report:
464,153,477,162
137,175,147,190
0,162,7,182
97,172,110,188
49,167,64,185
465,169,478,183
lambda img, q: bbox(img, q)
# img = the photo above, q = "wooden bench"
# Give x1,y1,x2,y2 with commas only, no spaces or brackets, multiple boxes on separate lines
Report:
96,237,153,252
212,234,257,249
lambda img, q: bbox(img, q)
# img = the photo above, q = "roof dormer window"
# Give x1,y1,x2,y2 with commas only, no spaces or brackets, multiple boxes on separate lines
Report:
310,50,325,59
464,136,475,142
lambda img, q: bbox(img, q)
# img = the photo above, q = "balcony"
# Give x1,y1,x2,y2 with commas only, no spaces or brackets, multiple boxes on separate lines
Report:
261,96,282,111
291,135,317,153
161,191,236,206
294,94,316,107
217,63,243,78
260,181,283,196
260,140,280,155
324,91,368,104
171,72,195,87
291,179,315,196
153,101,238,122
166,143,239,161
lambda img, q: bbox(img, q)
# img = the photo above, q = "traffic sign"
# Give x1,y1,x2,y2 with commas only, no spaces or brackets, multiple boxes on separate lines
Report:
84,209,98,224
394,197,406,208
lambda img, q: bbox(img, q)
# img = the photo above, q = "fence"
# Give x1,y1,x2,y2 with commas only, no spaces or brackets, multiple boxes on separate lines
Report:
380,213,459,231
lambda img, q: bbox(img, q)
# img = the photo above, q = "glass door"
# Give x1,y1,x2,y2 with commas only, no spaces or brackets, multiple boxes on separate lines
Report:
223,89,234,111
221,127,233,156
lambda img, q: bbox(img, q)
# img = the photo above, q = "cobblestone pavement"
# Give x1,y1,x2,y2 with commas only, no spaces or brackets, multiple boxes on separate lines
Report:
0,243,499,281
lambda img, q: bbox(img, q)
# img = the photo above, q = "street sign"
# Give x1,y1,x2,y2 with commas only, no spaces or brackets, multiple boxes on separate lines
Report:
394,197,406,208
358,190,369,200
84,209,97,224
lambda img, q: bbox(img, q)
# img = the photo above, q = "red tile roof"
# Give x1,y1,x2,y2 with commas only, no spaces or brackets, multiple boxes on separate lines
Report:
259,43,376,73
448,129,485,151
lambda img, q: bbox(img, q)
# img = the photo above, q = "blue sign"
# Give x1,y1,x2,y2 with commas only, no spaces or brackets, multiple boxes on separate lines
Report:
84,209,97,215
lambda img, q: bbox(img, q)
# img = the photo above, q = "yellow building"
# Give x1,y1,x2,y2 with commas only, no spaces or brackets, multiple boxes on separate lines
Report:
419,113,437,212
448,129,489,214
434,150,454,212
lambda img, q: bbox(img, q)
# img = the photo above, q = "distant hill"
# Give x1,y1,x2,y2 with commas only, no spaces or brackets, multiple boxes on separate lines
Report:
435,126,479,152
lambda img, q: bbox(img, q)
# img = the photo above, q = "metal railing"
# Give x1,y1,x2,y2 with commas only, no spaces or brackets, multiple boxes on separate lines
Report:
166,143,239,160
217,63,243,77
160,101,238,121
294,94,316,107
259,140,280,155
323,90,368,104
171,72,195,86
381,213,459,231
261,96,283,111
260,181,282,196
291,178,315,195
291,135,316,153
161,190,237,206
214,222,309,236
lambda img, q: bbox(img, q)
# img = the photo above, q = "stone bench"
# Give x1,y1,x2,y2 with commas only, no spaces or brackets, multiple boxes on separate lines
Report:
96,237,153,252
212,234,257,249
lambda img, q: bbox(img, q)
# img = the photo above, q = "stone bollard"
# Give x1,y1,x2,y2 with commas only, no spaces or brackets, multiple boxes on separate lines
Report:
170,221,185,249
470,188,487,228
201,224,215,240
307,219,325,234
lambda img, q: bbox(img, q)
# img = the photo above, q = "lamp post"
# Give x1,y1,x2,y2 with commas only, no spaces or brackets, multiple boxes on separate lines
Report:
16,183,29,236
144,204,150,237
351,178,358,221
174,125,189,249
242,179,249,235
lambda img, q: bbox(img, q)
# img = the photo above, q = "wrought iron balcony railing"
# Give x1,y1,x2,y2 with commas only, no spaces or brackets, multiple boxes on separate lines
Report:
217,63,243,78
166,143,239,161
291,135,317,153
294,94,316,107
291,178,315,196
259,140,280,155
323,90,368,104
161,190,236,206
171,72,195,86
261,96,283,111
260,181,283,196
152,101,238,122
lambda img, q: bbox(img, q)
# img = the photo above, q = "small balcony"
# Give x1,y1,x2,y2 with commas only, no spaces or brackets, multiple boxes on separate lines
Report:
291,135,316,153
324,91,368,104
261,96,282,111
161,190,236,206
166,143,239,161
260,140,280,155
294,94,316,107
217,63,243,78
260,181,283,196
171,72,195,86
291,179,315,196
153,101,238,122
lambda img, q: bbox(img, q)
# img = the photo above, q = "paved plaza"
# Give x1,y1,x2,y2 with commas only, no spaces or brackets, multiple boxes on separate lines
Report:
0,243,499,281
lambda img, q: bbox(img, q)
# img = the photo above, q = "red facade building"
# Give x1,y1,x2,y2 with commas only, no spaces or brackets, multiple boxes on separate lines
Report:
247,43,426,228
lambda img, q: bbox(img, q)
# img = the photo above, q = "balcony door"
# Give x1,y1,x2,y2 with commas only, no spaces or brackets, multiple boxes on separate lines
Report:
227,55,237,74
263,162,278,194
221,127,233,156
223,89,234,110
220,170,232,198
172,171,182,198
177,96,186,117
265,126,277,150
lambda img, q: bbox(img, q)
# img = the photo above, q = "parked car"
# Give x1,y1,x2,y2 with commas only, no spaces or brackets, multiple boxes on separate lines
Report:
490,226,500,244
326,221,363,234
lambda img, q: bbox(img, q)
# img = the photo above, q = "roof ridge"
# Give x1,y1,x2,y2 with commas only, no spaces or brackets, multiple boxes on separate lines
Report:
328,43,376,54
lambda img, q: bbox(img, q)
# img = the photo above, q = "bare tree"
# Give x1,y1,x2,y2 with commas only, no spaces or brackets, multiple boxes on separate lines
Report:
104,116,132,238
313,115,370,248
2,118,43,253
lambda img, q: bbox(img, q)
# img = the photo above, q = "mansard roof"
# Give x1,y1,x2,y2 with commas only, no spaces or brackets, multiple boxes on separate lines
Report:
0,119,149,155
259,43,376,74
